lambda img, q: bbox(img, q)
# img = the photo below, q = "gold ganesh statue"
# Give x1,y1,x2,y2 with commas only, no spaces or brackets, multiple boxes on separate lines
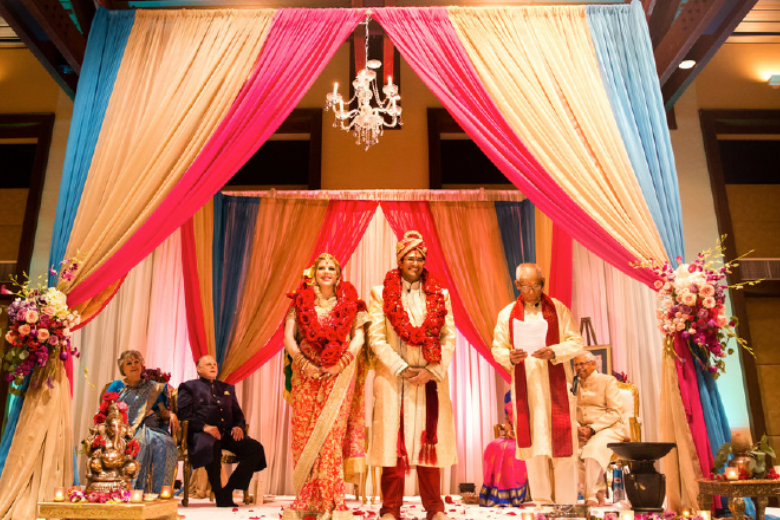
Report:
84,399,140,493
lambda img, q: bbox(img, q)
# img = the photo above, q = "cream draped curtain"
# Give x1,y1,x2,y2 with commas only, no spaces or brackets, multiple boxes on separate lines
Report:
448,7,668,266
61,9,274,318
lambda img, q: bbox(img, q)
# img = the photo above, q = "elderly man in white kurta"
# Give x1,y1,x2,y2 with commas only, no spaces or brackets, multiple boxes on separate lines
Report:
492,263,583,504
368,231,456,520
573,351,625,506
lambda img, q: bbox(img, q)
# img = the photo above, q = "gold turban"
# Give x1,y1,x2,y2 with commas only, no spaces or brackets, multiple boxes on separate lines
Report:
396,230,427,262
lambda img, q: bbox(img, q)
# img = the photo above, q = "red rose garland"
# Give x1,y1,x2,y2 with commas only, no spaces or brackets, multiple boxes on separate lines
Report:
382,268,447,364
289,279,366,367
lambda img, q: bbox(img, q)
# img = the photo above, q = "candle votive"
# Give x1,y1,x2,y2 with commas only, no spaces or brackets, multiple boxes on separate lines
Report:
681,508,692,517
522,513,535,520
131,489,144,503
725,467,739,481
697,510,711,520
52,487,66,502
620,511,634,520
159,486,173,500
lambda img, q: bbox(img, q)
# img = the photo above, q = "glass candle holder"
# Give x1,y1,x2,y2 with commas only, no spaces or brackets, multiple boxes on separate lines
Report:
131,489,144,503
522,513,535,520
620,511,634,520
697,510,711,520
52,487,66,502
725,467,739,481
681,508,692,517
159,486,173,500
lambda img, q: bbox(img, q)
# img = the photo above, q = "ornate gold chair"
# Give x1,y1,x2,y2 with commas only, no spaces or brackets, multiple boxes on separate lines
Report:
616,381,641,442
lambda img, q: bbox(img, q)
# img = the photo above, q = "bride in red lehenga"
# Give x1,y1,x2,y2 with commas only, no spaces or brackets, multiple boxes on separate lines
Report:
283,253,370,520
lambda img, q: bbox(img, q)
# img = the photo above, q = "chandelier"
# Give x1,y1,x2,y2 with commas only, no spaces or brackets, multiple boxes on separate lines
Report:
325,15,402,150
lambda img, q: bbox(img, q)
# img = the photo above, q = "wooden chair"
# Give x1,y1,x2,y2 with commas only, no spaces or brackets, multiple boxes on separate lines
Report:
170,389,252,507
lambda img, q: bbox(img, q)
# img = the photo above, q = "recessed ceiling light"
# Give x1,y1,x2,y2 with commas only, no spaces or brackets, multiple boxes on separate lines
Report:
679,60,696,70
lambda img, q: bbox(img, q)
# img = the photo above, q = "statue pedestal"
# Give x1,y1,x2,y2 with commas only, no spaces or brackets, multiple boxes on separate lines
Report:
38,499,177,520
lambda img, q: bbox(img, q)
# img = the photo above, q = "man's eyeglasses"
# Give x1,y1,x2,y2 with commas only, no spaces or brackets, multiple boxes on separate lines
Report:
403,257,425,264
573,361,595,367
518,284,542,291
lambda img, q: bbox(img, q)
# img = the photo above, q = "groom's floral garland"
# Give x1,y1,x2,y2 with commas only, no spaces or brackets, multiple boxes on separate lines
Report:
289,280,366,367
382,268,447,364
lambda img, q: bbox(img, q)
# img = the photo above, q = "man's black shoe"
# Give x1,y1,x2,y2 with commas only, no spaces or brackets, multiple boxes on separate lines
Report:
215,488,239,508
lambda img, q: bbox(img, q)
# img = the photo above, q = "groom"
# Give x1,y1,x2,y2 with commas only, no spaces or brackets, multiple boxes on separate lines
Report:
367,231,457,520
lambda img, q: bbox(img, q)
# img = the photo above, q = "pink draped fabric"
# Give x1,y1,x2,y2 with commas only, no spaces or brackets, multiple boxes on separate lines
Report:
224,200,379,383
180,218,210,363
66,9,365,314
379,200,509,379
674,335,714,476
548,223,573,309
371,8,656,289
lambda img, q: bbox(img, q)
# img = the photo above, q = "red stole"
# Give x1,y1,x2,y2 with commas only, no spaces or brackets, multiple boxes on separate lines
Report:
509,293,573,458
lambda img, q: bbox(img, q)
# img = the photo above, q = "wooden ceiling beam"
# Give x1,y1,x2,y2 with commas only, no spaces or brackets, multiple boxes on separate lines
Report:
0,1,78,98
647,0,683,47
654,0,730,87
19,0,87,75
68,0,97,37
661,0,760,111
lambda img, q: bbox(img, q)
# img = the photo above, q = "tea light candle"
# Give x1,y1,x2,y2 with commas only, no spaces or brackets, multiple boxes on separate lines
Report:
160,486,173,499
725,467,739,481
697,510,711,520
621,511,634,520
52,487,66,502
522,513,535,520
131,489,144,503
681,508,692,517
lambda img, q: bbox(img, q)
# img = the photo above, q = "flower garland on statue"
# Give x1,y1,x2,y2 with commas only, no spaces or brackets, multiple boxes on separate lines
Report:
289,275,366,368
382,268,447,364
1,259,81,387
639,237,758,377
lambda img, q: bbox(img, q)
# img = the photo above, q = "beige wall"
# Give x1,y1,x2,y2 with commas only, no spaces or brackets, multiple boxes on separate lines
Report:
0,48,61,113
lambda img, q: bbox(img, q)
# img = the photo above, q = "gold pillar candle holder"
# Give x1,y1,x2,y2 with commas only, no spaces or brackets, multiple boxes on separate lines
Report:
160,486,173,500
52,487,66,502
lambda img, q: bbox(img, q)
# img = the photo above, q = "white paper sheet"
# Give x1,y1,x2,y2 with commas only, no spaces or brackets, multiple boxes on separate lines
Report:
512,318,548,353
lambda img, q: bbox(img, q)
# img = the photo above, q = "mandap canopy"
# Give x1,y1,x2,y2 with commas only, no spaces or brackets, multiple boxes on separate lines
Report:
0,2,729,517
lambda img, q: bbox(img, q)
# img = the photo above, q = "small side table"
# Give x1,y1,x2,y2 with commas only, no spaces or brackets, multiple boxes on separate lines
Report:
38,499,178,520
697,479,780,520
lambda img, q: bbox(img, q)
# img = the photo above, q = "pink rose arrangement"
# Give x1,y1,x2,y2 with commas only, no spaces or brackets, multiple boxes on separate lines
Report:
644,239,756,377
2,259,81,387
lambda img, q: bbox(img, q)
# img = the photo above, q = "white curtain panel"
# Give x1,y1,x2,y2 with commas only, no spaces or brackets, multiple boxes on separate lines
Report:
571,241,663,442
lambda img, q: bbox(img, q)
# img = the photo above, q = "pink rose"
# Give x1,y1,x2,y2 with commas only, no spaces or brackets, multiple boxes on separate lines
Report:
25,311,39,324
37,329,50,341
5,331,17,343
654,280,663,290
41,306,56,317
703,296,716,309
700,284,715,297
47,336,60,346
717,315,728,328
681,292,697,306
676,322,686,331
17,324,30,336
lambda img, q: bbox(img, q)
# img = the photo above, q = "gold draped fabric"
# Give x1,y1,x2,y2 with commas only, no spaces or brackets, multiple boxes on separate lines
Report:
192,199,218,357
430,201,515,352
660,355,703,509
219,198,329,379
61,9,274,319
0,369,73,520
447,6,668,266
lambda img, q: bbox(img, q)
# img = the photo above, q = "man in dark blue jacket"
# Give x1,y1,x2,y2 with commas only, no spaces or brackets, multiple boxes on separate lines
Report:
178,355,266,507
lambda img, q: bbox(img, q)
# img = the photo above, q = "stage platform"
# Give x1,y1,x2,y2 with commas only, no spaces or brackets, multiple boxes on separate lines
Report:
147,495,780,520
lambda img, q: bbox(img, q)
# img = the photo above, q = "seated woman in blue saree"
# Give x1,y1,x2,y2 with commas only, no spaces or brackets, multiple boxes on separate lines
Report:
105,350,179,494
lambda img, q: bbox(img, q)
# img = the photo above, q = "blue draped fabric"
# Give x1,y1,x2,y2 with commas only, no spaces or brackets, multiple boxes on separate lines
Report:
695,361,732,459
0,376,30,475
586,1,685,264
107,379,178,493
495,200,536,299
211,194,260,369
48,8,135,286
